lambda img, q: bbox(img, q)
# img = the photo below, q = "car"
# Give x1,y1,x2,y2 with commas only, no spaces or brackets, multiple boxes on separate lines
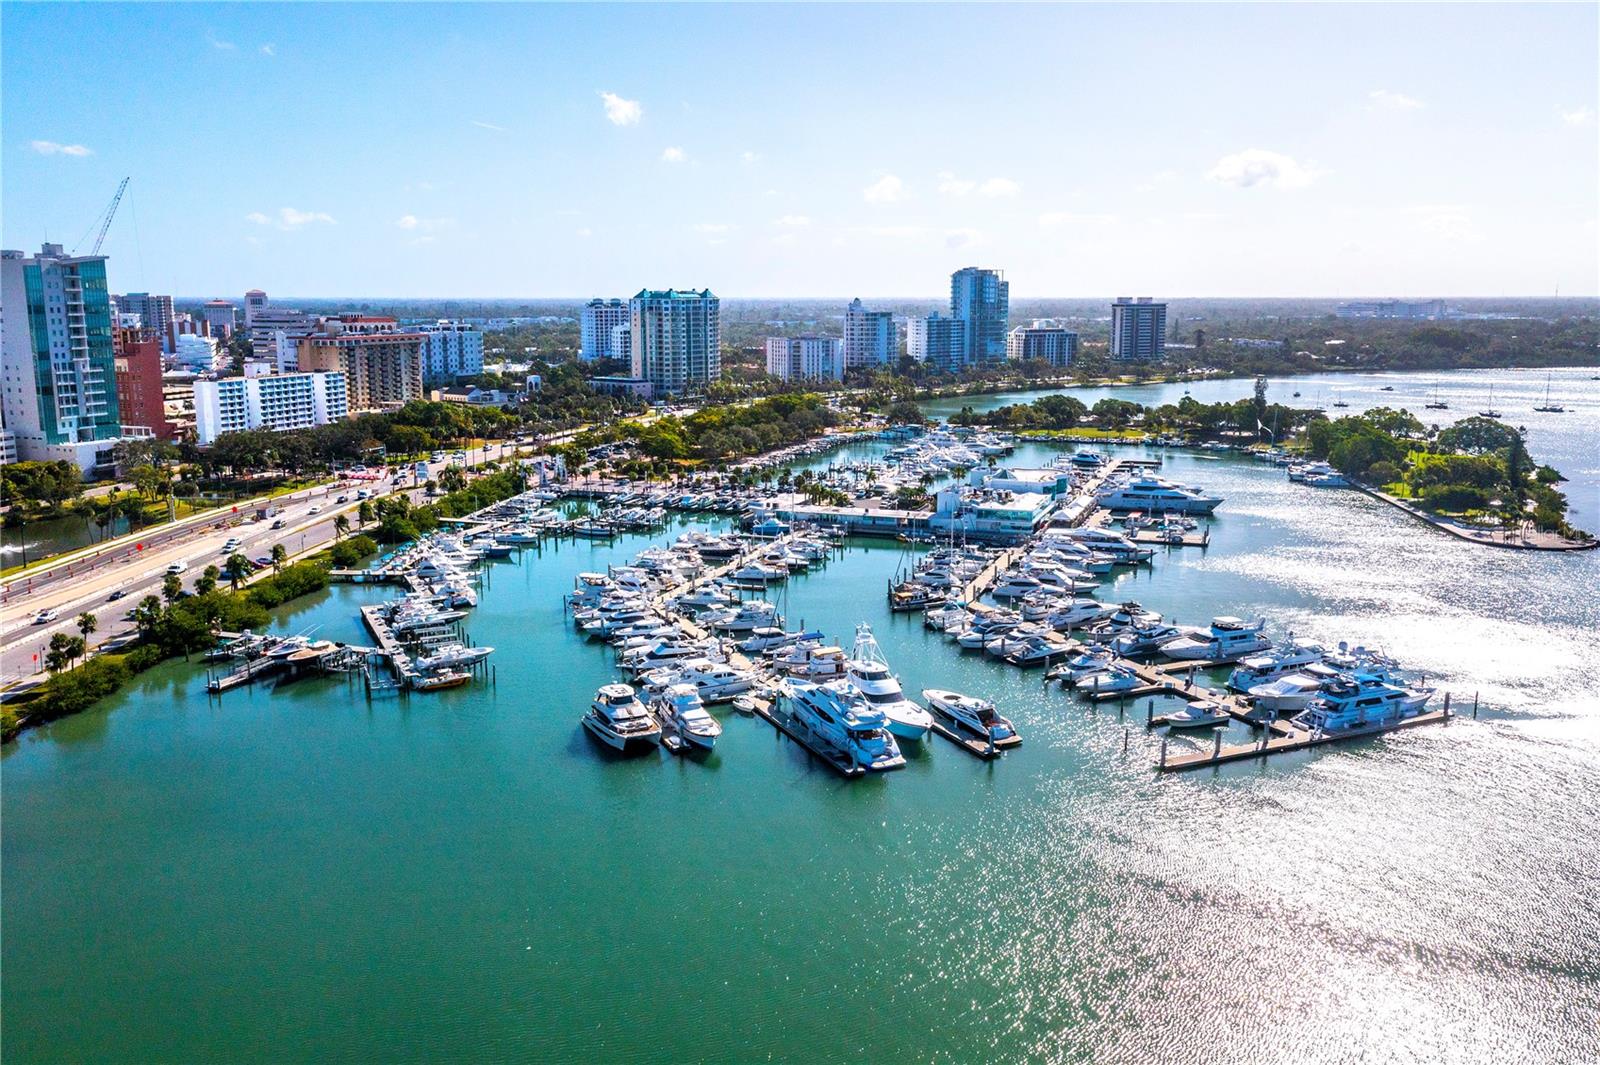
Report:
308,505,322,515
33,608,59,625
221,539,242,553
108,589,127,602
165,560,189,575
270,519,286,530
356,489,371,500
335,495,349,504
254,556,273,568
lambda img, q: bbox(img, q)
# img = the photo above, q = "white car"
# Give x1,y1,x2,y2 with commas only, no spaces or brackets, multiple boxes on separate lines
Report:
33,608,59,625
308,505,322,515
222,538,242,553
165,560,188,575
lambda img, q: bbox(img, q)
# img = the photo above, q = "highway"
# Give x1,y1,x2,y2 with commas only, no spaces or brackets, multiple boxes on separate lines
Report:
0,441,522,692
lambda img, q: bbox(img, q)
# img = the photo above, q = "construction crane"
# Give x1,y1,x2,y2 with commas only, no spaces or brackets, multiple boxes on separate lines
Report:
73,177,130,255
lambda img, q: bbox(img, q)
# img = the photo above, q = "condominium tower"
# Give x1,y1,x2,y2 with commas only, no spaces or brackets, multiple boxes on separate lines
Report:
296,321,424,411
629,289,720,395
950,267,1009,366
193,371,349,444
580,298,631,362
764,335,843,381
1110,297,1167,360
842,298,897,369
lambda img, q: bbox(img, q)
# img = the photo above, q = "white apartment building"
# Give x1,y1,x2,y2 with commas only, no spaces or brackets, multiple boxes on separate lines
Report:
764,335,843,381
193,371,349,444
842,297,897,369
906,313,967,372
629,289,720,395
174,333,225,373
249,307,316,369
243,289,268,327
415,320,484,383
581,298,631,361
1006,325,1078,367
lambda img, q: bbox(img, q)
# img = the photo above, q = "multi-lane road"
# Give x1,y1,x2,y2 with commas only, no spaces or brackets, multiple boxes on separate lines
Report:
0,442,522,692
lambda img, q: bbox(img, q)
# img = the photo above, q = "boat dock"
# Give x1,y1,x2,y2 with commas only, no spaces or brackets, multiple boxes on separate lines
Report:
1157,707,1454,772
748,697,867,778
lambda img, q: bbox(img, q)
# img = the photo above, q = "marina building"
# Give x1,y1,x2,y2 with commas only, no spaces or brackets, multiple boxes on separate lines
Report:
906,313,967,372
1006,325,1078,367
193,371,349,444
629,288,720,396
950,267,1009,366
295,321,425,412
1110,297,1166,361
581,298,631,361
764,335,843,381
0,244,125,475
842,298,897,369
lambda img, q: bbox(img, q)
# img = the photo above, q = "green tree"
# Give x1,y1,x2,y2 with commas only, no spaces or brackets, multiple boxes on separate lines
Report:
46,632,77,674
133,595,164,640
270,544,288,573
162,572,183,604
223,553,253,590
76,612,97,645
334,514,351,540
195,565,219,595
437,466,468,494
357,500,375,527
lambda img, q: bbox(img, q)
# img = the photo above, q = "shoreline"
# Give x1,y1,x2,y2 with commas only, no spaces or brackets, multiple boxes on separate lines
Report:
1349,482,1598,551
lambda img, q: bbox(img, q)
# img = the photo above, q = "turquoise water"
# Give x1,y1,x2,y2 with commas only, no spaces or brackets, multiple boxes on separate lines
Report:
5,371,1599,1063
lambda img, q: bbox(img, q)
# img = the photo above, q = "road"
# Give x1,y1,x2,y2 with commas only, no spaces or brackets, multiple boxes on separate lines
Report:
0,441,523,691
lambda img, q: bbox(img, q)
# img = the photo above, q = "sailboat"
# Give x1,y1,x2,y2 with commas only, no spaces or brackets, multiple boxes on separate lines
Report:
1533,375,1567,413
1477,385,1502,419
1425,384,1448,410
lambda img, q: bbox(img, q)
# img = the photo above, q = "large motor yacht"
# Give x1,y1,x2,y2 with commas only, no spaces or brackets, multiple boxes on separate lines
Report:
1161,616,1272,662
651,683,723,750
785,680,906,771
641,659,757,703
584,684,662,751
1225,638,1327,691
1096,476,1222,514
845,624,934,742
1289,673,1433,734
922,689,1018,745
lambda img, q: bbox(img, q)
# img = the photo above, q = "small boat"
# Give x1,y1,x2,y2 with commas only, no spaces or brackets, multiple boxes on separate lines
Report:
1165,700,1231,729
1379,385,1394,392
413,669,472,691
1477,385,1503,419
1425,384,1448,410
1533,374,1567,413
652,683,722,750
922,689,1018,745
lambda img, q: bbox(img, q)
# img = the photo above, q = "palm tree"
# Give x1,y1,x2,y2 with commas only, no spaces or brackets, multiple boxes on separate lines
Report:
333,514,351,540
224,553,252,590
46,632,76,674
357,500,375,528
162,573,183,604
133,595,164,640
270,544,288,574
76,612,97,647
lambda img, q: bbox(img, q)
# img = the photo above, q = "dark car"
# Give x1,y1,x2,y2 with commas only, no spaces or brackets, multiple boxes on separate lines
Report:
108,589,127,602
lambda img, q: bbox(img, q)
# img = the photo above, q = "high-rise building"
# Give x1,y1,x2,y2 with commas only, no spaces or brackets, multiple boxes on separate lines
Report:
1110,297,1167,360
115,337,176,441
243,289,268,328
193,371,349,444
415,320,483,383
950,267,1009,367
629,289,720,396
906,313,967,373
201,300,237,338
580,298,631,361
1,244,125,474
764,335,843,381
174,334,225,373
296,324,424,412
1006,325,1078,367
842,298,897,369
610,321,632,366
248,307,315,369
117,293,176,351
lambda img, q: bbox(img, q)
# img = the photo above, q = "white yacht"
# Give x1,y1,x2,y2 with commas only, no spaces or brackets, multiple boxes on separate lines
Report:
705,601,781,632
1045,599,1112,631
1161,617,1271,662
1049,646,1118,684
1165,700,1231,729
642,659,756,703
785,680,906,771
1226,638,1327,692
922,689,1018,745
1289,674,1433,734
845,624,933,742
1110,621,1191,657
1097,476,1222,514
738,627,823,654
412,643,494,671
1075,664,1141,694
675,587,735,612
623,640,725,676
652,684,722,750
1246,670,1333,715
584,684,661,751
773,643,849,679
992,572,1046,599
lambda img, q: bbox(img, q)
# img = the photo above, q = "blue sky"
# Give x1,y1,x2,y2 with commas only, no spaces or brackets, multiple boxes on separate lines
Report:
5,2,1596,298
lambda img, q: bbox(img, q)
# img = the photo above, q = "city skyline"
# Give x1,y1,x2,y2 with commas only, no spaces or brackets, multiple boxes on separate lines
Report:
5,3,1597,298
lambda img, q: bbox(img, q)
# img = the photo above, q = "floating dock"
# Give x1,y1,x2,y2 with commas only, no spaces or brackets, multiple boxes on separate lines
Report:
1158,708,1453,772
749,697,867,778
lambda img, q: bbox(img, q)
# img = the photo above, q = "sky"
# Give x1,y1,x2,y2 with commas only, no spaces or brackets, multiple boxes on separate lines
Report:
4,2,1597,299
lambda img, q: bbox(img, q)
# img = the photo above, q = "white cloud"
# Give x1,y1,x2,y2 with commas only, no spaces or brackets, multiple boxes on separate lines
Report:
249,207,336,230
30,140,93,157
945,228,980,249
741,150,760,164
773,215,812,227
259,43,276,57
1038,211,1116,226
864,225,926,238
863,174,906,203
206,31,236,51
937,172,977,196
472,120,506,132
576,227,593,238
1561,106,1594,126
396,215,451,232
692,223,731,234
979,177,1020,198
661,146,687,163
599,91,642,126
1207,148,1316,189
1409,204,1481,243
1369,88,1425,111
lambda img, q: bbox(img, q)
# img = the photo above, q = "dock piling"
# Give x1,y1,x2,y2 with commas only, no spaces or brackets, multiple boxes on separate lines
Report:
1159,738,1168,768
1472,692,1478,719
1212,729,1224,761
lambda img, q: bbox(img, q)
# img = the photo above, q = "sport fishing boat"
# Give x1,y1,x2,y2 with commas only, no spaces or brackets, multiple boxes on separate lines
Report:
1226,638,1327,692
1165,700,1231,729
845,624,933,742
651,683,722,750
584,684,661,751
785,680,905,771
1161,616,1271,662
921,689,1018,745
412,669,472,692
412,643,494,671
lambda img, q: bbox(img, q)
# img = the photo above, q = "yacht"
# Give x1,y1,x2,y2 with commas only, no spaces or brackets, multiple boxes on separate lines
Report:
1245,669,1336,715
1001,631,1069,666
651,684,722,750
1225,638,1327,692
1425,385,1449,410
1289,674,1433,734
773,643,849,679
738,627,823,654
1048,646,1118,684
584,684,661,751
1161,617,1271,662
642,659,757,703
1075,664,1141,695
845,624,933,742
1477,386,1503,419
922,689,1018,745
1165,700,1231,729
785,680,906,771
1068,449,1106,468
992,572,1046,599
674,586,735,612
412,643,494,671
1097,476,1222,514
705,601,782,632
1110,621,1190,657
1045,599,1113,631
1533,374,1567,413
623,640,725,676
731,561,788,584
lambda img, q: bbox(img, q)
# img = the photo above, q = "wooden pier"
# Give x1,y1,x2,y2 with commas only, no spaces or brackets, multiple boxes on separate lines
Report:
1158,708,1453,772
927,716,1022,759
749,697,868,778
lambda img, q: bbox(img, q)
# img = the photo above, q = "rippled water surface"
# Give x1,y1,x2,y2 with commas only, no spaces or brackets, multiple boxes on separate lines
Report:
4,369,1598,1063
